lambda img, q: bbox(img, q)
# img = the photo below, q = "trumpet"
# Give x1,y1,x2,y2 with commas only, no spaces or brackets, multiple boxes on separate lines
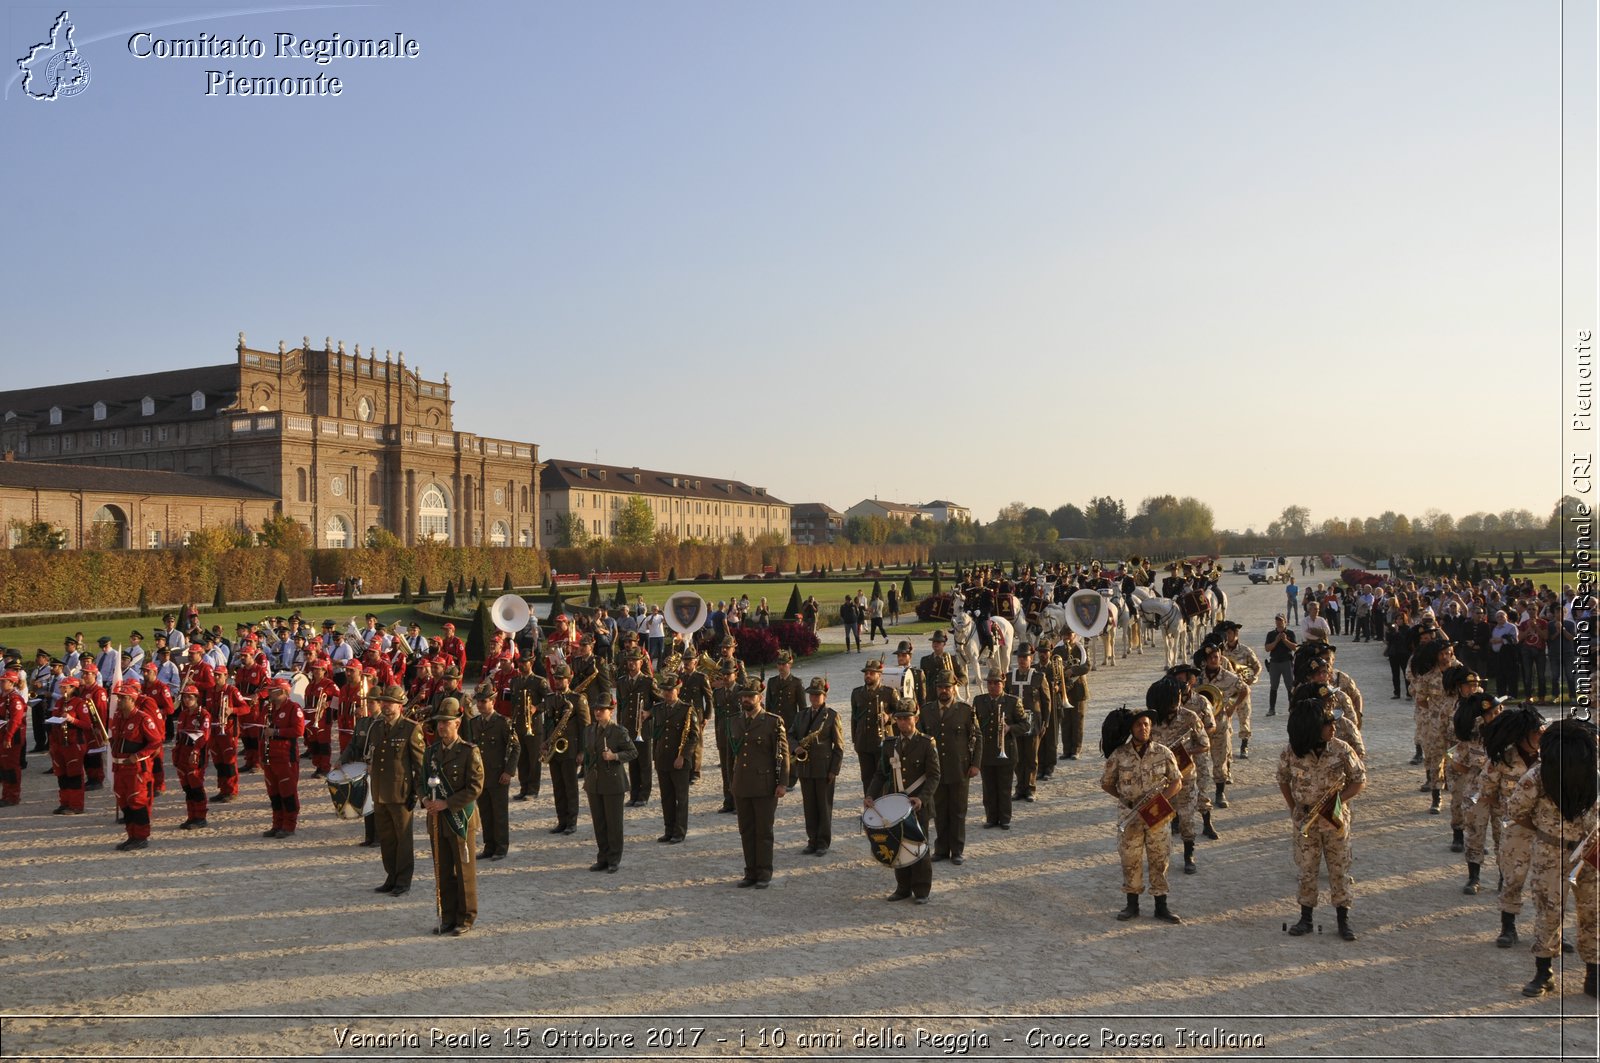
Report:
1299,782,1346,838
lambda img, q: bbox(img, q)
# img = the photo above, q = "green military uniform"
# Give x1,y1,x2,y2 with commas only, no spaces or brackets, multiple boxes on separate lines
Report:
1050,639,1091,759
850,664,899,792
583,711,637,870
423,713,485,934
541,674,591,833
920,683,980,862
764,664,806,736
651,676,700,842
1009,652,1048,800
730,683,789,886
614,664,656,805
463,697,519,859
366,691,425,894
789,679,845,853
919,642,966,694
678,656,712,779
712,671,741,812
870,717,941,902
508,670,549,798
974,679,1029,828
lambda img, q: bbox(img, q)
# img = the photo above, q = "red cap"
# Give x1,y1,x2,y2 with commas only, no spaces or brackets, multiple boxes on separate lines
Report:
112,680,143,697
309,659,329,670
180,684,201,697
442,622,456,632
188,644,204,654
0,670,19,684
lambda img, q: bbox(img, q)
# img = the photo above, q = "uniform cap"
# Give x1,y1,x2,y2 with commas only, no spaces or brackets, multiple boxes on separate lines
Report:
550,663,573,679
371,684,407,705
655,672,682,690
739,677,765,695
775,649,795,664
472,686,497,702
894,640,914,655
930,630,948,643
861,659,884,673
180,684,201,696
431,698,463,722
805,677,829,696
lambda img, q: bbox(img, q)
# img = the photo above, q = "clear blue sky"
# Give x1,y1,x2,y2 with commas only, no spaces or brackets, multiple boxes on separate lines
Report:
1,1,1573,532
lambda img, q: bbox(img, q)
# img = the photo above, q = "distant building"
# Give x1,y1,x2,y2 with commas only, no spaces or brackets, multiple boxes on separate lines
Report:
917,499,971,524
844,498,924,525
790,502,843,545
539,460,789,547
0,333,542,549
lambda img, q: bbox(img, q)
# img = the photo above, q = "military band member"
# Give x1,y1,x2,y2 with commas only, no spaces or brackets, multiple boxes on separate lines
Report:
1051,631,1091,760
919,630,966,697
508,656,550,800
48,677,94,815
765,651,805,736
464,687,519,860
542,664,590,835
423,699,485,936
887,640,926,716
1509,717,1598,998
678,644,712,781
583,692,636,873
172,684,211,829
1451,690,1505,894
1147,677,1208,875
1170,663,1220,840
0,669,26,806
369,684,425,897
1410,637,1457,815
713,636,746,688
1320,642,1364,729
614,650,655,807
730,677,788,888
1009,645,1048,801
850,659,898,791
341,687,379,846
1481,706,1545,948
711,661,742,812
920,670,979,864
1216,621,1260,758
569,634,612,708
1278,699,1367,941
1198,643,1246,809
109,681,163,850
974,666,1029,830
790,677,844,855
1101,705,1183,923
260,679,306,838
651,673,699,844
869,704,941,904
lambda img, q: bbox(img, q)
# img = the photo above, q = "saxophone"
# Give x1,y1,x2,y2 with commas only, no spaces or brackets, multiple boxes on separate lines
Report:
674,699,695,763
791,712,830,764
542,696,577,763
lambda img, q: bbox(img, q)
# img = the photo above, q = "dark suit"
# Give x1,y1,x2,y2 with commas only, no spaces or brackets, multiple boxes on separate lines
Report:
730,709,789,883
651,696,700,840
423,738,484,931
583,720,636,867
973,692,1029,827
850,684,899,791
919,697,980,859
509,673,549,796
1009,666,1048,798
789,702,844,850
462,711,518,856
615,671,656,804
542,691,590,830
870,730,941,898
367,714,424,890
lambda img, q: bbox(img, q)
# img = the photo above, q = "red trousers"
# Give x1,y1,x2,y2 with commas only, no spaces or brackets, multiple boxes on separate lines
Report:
210,731,238,797
174,740,209,822
113,760,154,840
263,738,301,833
0,737,22,803
51,744,86,811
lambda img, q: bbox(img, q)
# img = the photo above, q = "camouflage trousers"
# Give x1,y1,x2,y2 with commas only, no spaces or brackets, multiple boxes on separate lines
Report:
1119,819,1171,896
1235,691,1253,741
1174,771,1199,842
1293,819,1354,908
1497,821,1534,913
1449,764,1475,831
1419,713,1452,791
1529,848,1598,963
1461,783,1500,865
1210,716,1233,786
1194,752,1213,814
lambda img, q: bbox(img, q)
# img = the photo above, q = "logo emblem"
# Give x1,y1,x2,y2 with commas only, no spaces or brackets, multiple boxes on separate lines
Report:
663,592,708,637
1066,589,1109,638
18,11,91,101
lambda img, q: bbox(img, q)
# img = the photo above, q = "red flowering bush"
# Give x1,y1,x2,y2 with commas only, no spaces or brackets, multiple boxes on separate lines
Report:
733,625,781,666
1340,568,1385,587
769,620,820,658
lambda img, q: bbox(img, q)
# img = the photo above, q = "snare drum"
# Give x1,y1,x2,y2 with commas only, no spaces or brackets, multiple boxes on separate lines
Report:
861,792,930,869
325,761,373,820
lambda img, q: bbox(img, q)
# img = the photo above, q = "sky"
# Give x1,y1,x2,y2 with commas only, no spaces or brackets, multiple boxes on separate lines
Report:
1,1,1586,533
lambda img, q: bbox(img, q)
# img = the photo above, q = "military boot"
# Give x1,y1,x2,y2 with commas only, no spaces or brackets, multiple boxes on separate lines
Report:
1522,956,1553,997
1463,862,1480,895
1336,906,1356,941
1152,895,1181,924
1429,790,1442,814
1450,828,1465,853
1201,811,1220,839
1115,893,1140,921
1496,911,1518,948
1214,782,1229,809
1183,839,1197,874
1287,905,1314,936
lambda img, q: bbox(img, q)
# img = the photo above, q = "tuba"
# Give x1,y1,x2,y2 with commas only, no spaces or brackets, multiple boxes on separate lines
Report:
491,594,531,635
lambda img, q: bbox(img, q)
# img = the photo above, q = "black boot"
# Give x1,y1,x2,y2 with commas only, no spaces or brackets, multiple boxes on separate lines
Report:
1237,738,1249,760
1429,790,1442,815
1463,862,1480,895
1522,956,1553,997
1115,893,1140,921
1336,906,1356,941
1410,744,1423,765
1450,828,1464,853
1170,818,1181,836
1214,783,1229,810
1152,895,1181,924
1202,811,1220,840
1183,839,1197,874
1585,963,1597,998
1497,911,1519,948
1287,904,1314,936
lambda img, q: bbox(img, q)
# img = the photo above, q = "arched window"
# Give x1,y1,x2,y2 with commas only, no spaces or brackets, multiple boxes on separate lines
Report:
90,505,127,549
418,483,450,542
489,521,508,546
92,402,106,421
296,468,308,502
140,396,154,416
325,515,350,548
191,391,206,412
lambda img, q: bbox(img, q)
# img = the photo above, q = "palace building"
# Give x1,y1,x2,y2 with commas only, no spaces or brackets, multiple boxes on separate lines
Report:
539,459,788,547
0,333,542,550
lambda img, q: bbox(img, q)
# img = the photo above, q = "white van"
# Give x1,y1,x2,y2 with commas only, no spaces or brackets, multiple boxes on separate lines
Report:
1248,558,1285,584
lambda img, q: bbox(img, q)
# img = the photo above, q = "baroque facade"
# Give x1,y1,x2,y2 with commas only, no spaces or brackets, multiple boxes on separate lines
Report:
1,334,542,549
539,459,788,547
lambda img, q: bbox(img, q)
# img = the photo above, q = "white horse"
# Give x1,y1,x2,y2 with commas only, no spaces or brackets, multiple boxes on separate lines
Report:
951,608,1014,685
1132,587,1186,668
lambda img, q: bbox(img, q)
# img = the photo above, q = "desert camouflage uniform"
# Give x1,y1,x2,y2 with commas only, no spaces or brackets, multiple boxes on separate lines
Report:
1152,707,1209,840
1452,727,1489,853
1102,739,1181,896
1328,668,1364,729
1181,691,1216,813
1483,754,1535,913
1318,688,1366,760
1410,668,1451,791
1200,667,1245,785
1277,736,1366,908
1507,764,1598,963
1220,643,1261,741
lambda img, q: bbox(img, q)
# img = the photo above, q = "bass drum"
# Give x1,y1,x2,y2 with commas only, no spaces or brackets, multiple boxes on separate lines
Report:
861,792,930,869
325,761,373,820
